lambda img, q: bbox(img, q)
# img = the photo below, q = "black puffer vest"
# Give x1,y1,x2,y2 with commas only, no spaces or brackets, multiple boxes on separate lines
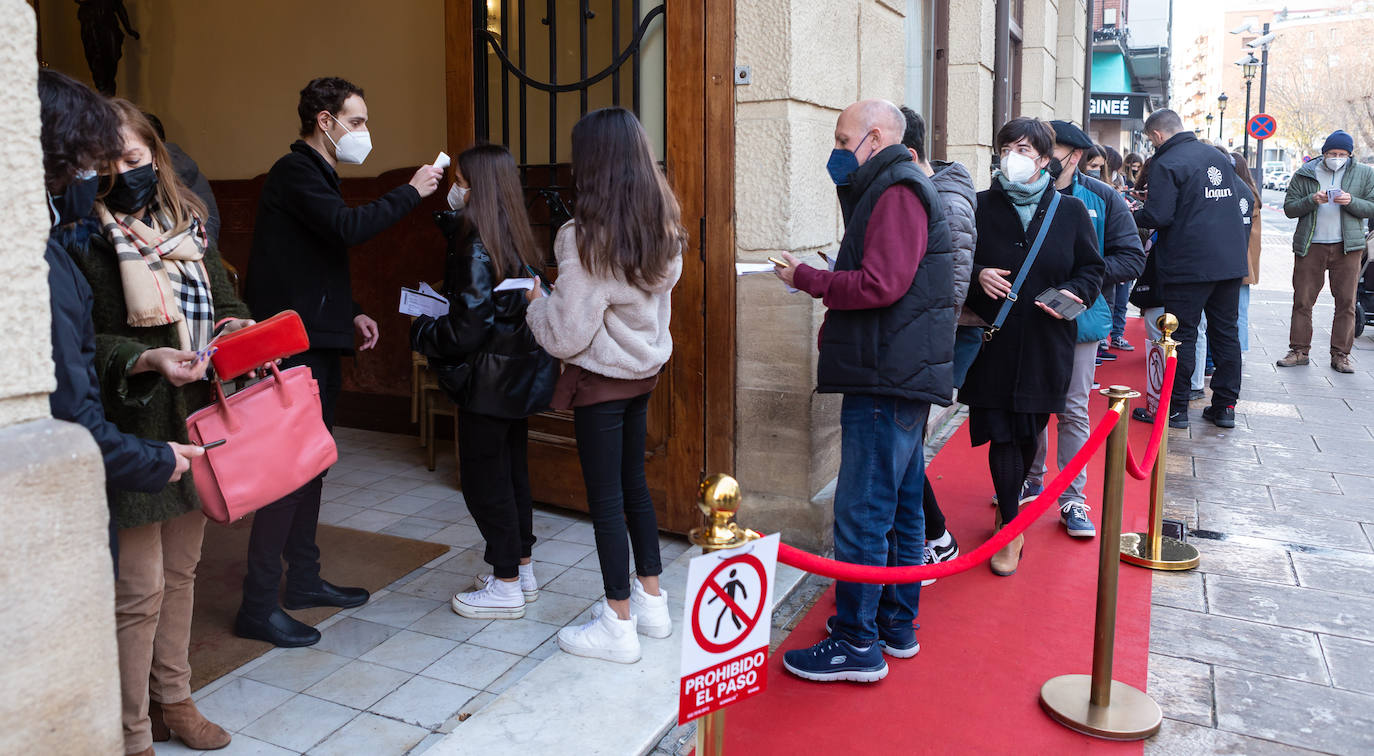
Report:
817,145,956,405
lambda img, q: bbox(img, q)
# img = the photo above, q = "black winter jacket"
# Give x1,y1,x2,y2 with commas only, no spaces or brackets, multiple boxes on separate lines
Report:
410,213,557,419
45,233,174,493
245,141,421,350
1132,132,1249,285
960,179,1105,414
818,145,956,405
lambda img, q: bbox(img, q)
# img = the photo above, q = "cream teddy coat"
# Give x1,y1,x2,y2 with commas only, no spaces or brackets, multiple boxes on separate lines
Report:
526,222,682,380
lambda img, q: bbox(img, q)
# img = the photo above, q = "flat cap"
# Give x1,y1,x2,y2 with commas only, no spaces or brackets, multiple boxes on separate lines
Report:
1050,120,1094,149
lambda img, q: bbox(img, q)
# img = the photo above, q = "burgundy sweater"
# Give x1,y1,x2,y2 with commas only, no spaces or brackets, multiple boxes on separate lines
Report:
793,186,929,345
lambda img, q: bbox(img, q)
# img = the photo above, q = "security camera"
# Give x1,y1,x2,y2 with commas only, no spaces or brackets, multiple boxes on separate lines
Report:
1229,22,1253,34
1246,32,1276,47
1234,54,1258,66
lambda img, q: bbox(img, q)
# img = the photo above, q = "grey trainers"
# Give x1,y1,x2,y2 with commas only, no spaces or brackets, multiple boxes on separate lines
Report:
1332,354,1355,373
1276,350,1310,367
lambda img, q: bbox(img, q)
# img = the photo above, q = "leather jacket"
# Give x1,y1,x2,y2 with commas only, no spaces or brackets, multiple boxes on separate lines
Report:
410,211,556,419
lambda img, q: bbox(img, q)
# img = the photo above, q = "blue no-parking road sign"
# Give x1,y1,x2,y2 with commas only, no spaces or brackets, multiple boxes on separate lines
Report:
1247,113,1277,140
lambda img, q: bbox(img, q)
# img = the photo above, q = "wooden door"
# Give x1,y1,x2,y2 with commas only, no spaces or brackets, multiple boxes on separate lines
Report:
444,0,733,534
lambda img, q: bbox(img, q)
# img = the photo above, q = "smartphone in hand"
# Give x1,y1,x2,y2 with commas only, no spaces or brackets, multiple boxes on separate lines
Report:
1035,288,1087,320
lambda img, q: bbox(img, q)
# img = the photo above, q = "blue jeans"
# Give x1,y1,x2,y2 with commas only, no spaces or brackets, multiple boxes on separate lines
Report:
1238,284,1250,352
832,394,928,646
1110,281,1133,339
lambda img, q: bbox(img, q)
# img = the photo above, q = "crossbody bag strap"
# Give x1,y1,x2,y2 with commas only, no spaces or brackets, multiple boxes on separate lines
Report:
984,190,1061,341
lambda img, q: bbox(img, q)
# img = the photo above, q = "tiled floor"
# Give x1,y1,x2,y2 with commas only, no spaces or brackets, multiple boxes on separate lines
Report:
163,429,689,755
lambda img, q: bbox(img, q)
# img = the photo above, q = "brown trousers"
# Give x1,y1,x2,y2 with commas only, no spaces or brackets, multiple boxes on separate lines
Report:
115,510,206,755
1289,242,1365,357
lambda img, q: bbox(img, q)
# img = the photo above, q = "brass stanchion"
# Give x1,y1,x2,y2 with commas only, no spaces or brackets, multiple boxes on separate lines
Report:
1120,314,1201,571
1041,386,1163,741
689,474,759,756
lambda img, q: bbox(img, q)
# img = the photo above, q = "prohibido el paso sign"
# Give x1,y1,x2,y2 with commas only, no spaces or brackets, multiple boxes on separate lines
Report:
678,533,779,724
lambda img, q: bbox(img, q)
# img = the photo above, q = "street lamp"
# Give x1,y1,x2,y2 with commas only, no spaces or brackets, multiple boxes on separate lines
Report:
1239,54,1259,161
1234,21,1274,184
1206,113,1214,140
1217,93,1228,146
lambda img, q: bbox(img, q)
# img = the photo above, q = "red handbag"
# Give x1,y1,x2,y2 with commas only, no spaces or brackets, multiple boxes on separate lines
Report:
185,364,338,523
211,310,310,381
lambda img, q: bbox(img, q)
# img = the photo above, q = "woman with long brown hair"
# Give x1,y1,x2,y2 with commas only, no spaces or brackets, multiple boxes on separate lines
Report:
61,99,254,755
411,143,555,619
526,107,685,663
1227,150,1262,352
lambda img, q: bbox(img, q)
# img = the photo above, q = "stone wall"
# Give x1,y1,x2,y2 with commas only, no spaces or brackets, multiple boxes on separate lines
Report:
733,0,908,550
0,2,122,753
732,0,1088,550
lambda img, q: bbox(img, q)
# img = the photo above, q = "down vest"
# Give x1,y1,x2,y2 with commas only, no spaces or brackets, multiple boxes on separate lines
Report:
816,145,956,405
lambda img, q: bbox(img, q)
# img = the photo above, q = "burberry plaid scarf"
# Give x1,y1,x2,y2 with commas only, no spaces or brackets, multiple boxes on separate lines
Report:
97,201,215,352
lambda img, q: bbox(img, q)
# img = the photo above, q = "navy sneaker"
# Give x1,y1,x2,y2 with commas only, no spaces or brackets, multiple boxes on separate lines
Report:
990,479,1043,508
1097,346,1118,362
824,617,921,658
1059,502,1096,537
784,636,889,682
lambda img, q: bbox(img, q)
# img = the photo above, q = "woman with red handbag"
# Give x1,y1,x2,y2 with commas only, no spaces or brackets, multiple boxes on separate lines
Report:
61,101,253,756
411,144,556,620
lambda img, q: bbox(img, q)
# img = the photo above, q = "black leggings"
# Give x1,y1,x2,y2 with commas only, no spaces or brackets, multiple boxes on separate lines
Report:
989,440,1038,526
922,477,947,540
458,411,535,579
573,392,662,601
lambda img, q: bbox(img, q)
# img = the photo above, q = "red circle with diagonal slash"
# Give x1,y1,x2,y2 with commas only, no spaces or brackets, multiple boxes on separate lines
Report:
690,554,768,654
1247,114,1276,140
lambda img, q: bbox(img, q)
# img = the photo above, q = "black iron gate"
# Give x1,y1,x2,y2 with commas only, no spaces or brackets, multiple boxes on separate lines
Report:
473,0,666,259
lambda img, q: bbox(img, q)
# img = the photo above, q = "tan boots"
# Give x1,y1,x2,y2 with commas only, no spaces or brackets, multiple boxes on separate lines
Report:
989,509,1024,577
150,698,231,751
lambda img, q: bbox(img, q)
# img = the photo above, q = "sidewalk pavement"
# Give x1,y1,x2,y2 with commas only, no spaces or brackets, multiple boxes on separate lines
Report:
1143,226,1374,755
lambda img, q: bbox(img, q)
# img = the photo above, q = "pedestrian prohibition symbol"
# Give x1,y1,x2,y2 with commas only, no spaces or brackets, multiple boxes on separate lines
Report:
1247,113,1277,140
679,533,779,724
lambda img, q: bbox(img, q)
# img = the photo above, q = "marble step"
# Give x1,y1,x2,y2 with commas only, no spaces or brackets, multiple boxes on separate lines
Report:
426,547,807,756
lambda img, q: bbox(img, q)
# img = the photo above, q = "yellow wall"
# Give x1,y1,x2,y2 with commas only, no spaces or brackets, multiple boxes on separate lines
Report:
39,0,445,180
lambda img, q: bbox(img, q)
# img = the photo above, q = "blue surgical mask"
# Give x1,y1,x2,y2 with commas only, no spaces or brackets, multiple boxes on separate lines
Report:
826,133,872,186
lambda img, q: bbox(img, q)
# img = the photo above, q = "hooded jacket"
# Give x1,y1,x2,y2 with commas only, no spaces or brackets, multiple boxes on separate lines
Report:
1283,158,1374,256
1132,132,1249,284
929,160,976,322
410,213,557,419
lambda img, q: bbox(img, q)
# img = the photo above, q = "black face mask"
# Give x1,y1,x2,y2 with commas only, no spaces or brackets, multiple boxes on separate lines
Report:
104,163,159,215
50,172,100,226
1047,157,1065,181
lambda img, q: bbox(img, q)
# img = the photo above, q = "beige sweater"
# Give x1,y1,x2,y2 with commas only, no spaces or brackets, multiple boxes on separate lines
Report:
526,223,682,380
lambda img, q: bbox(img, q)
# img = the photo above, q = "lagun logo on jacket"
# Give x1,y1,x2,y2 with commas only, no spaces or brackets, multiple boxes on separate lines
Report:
1204,166,1233,200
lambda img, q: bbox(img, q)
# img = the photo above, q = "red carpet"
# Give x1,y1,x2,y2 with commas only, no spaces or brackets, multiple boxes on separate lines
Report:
724,318,1157,755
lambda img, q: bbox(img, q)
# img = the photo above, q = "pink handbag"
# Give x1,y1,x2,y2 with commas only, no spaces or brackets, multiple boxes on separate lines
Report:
185,364,338,523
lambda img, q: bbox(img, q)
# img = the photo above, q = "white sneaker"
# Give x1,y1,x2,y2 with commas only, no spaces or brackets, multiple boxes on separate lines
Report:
452,575,525,619
592,578,672,638
473,563,539,602
558,600,641,664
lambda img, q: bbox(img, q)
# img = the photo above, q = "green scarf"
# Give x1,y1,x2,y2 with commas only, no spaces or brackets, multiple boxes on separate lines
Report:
995,170,1051,231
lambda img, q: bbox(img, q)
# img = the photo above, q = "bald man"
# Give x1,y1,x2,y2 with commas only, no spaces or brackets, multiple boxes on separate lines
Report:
774,99,956,683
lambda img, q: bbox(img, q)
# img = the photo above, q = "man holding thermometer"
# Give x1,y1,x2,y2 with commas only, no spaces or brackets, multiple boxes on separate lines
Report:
238,76,444,648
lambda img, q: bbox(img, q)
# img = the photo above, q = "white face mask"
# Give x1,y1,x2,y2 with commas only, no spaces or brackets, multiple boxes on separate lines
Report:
1002,151,1040,184
326,114,372,165
446,184,468,210
1325,156,1348,172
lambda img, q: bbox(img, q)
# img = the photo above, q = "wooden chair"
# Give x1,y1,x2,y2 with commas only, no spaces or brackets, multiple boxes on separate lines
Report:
419,366,460,472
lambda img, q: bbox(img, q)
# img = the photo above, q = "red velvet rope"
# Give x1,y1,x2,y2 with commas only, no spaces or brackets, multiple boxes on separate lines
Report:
1124,354,1177,480
776,405,1125,584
